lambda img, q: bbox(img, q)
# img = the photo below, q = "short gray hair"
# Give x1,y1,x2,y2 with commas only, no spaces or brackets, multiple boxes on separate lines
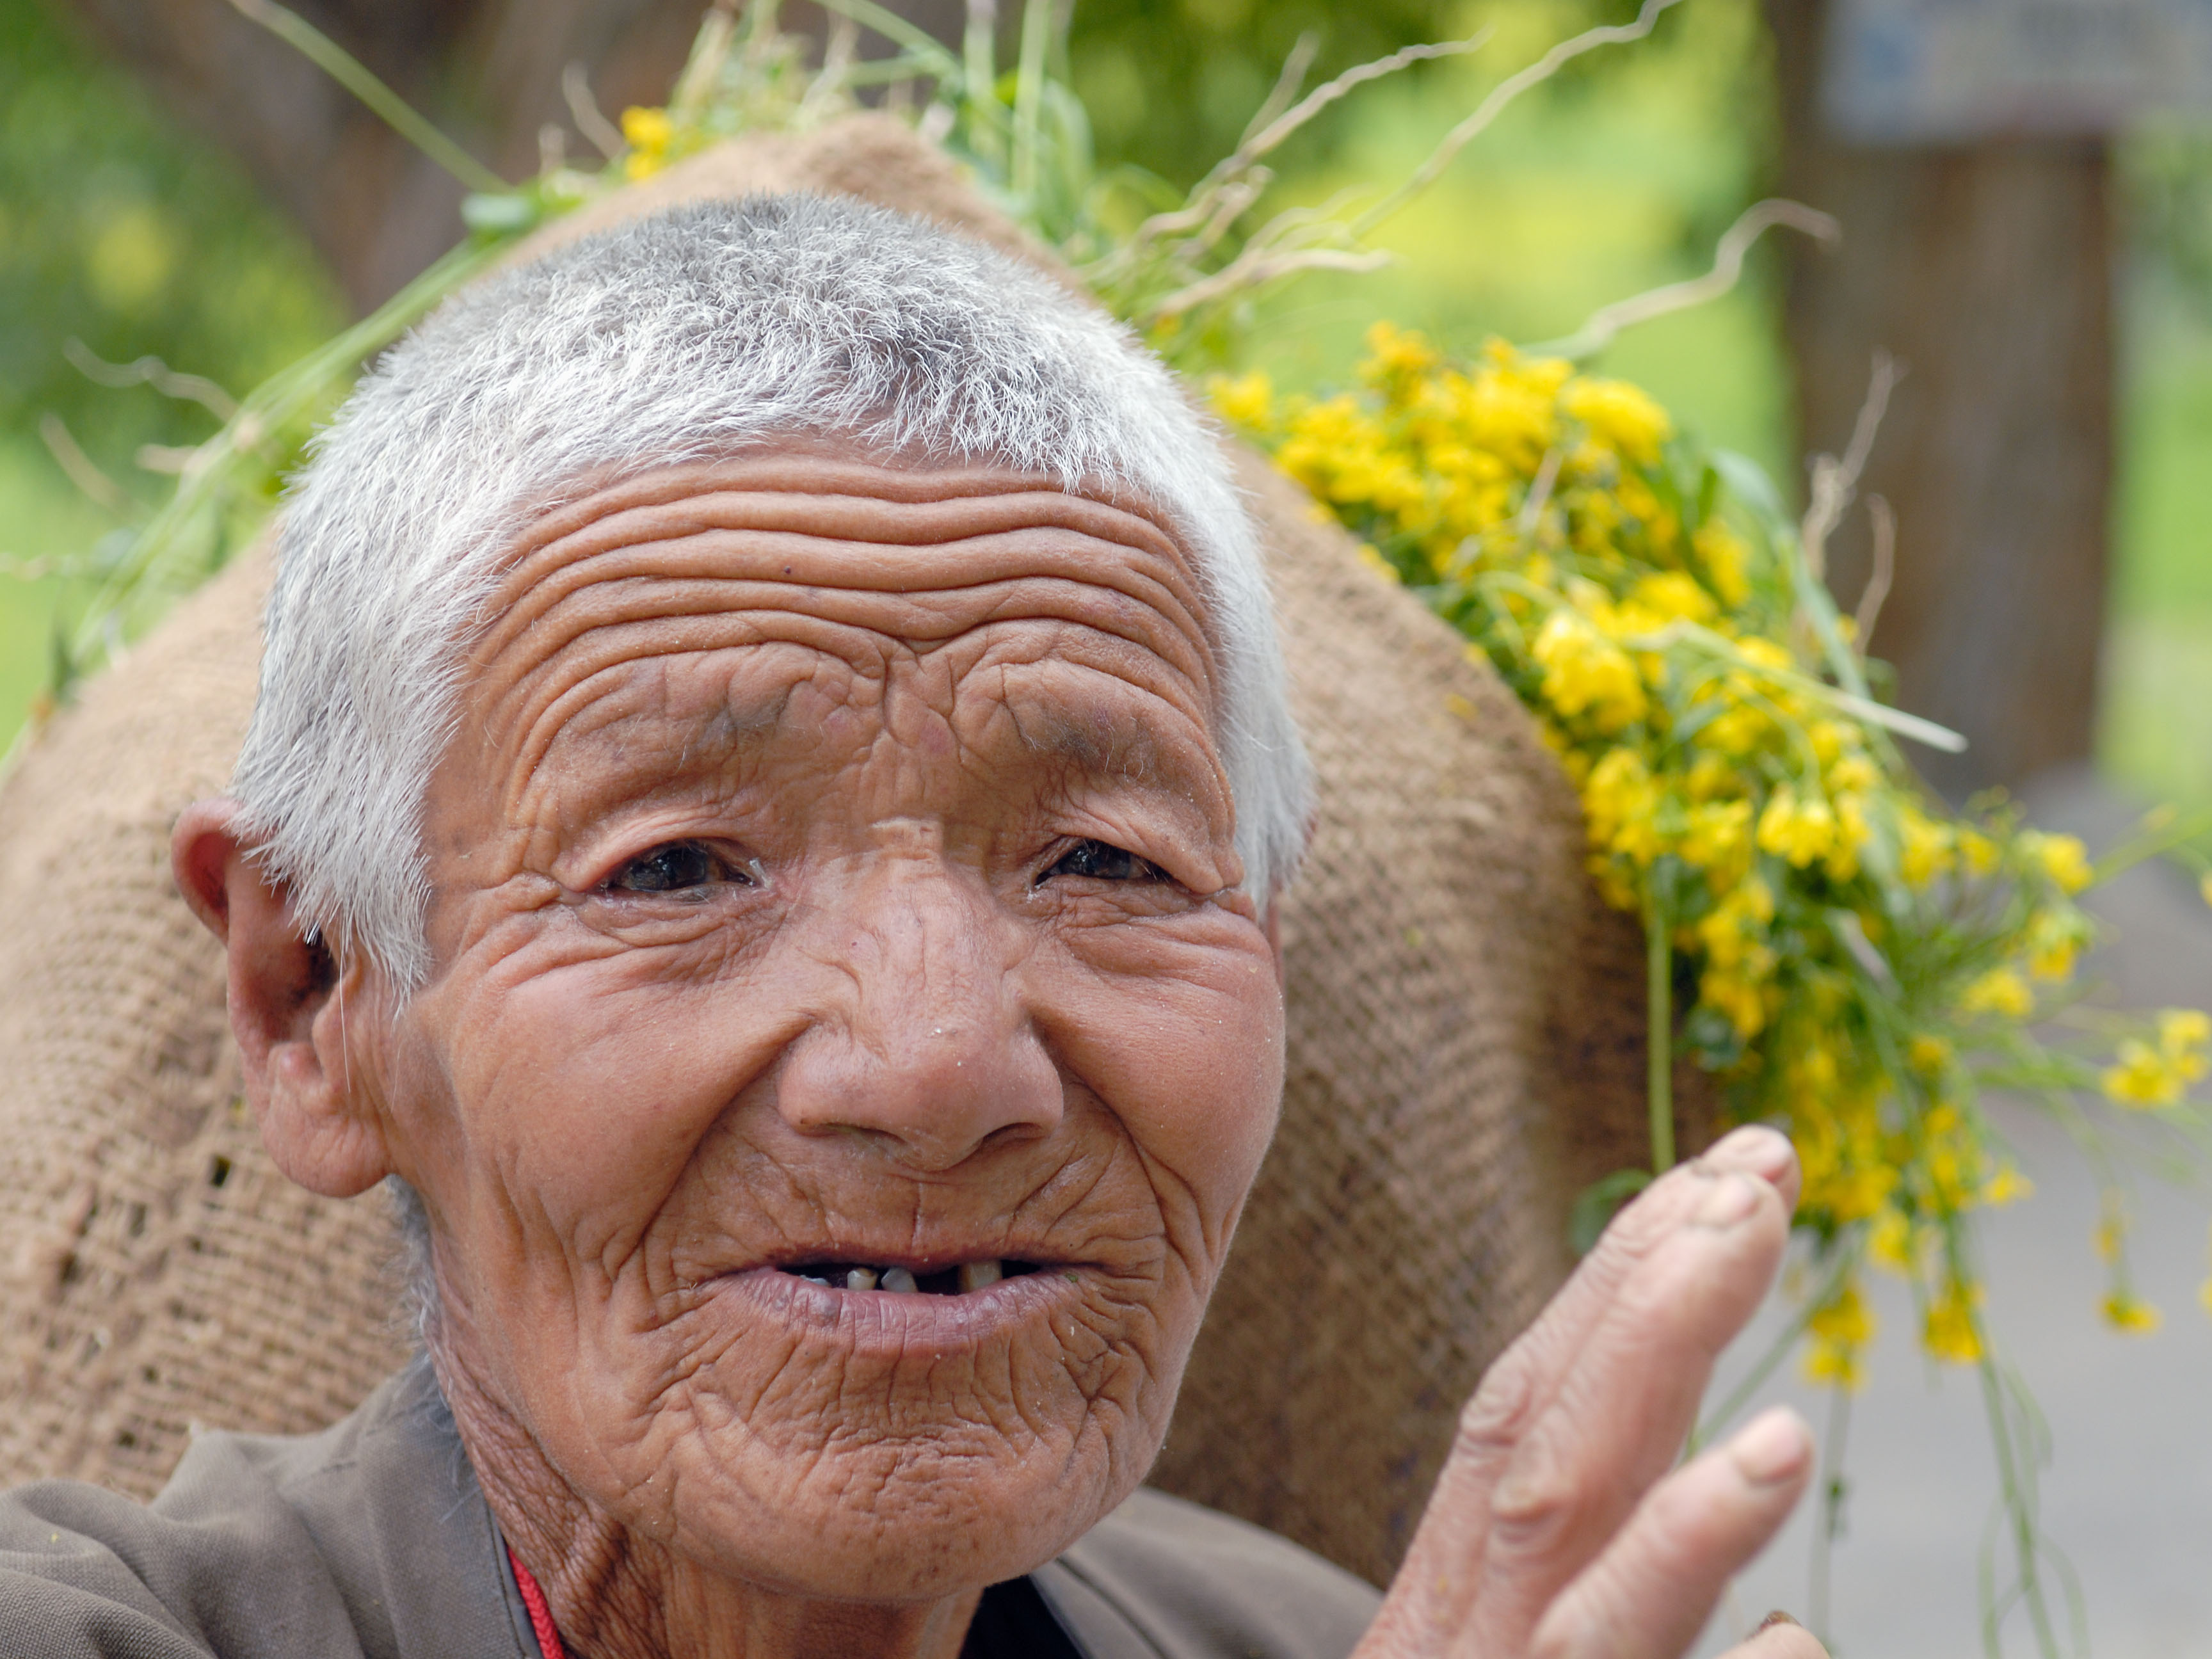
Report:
231,193,1311,991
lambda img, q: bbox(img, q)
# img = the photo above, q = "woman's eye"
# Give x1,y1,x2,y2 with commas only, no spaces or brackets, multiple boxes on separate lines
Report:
607,842,737,895
1041,839,1166,884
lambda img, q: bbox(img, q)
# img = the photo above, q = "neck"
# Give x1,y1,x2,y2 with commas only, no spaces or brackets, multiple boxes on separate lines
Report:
429,1333,983,1659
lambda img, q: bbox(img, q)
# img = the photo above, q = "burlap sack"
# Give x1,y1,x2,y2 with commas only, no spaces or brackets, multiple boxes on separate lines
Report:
0,115,1677,1588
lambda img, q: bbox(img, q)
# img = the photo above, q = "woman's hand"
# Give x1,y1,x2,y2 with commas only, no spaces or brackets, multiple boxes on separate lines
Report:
1356,1125,1827,1659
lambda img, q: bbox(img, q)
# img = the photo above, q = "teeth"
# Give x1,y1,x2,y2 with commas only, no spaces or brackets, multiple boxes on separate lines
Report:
958,1260,1004,1292
798,1274,830,1286
879,1267,919,1294
845,1267,878,1291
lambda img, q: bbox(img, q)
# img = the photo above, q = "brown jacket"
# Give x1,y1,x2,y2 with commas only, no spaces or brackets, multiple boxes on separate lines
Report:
0,1360,1379,1656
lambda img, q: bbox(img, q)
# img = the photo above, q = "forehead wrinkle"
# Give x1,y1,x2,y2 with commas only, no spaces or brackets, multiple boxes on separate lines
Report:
473,561,1218,781
486,643,824,842
479,522,1212,679
502,453,1193,564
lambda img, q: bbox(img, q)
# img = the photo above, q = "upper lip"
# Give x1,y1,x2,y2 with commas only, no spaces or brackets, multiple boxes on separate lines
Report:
741,1236,1070,1275
762,1250,1053,1274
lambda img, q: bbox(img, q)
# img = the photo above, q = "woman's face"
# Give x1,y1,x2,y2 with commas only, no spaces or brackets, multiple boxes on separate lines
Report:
370,451,1287,1600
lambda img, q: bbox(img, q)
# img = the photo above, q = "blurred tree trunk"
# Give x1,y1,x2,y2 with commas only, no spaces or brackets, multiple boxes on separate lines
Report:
1766,0,2113,800
48,0,968,315
50,0,720,313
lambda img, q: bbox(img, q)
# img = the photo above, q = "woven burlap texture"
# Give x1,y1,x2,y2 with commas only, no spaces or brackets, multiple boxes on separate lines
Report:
0,115,1671,1590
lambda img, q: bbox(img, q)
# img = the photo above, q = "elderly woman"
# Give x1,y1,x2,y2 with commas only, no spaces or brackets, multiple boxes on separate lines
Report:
3,196,1824,1659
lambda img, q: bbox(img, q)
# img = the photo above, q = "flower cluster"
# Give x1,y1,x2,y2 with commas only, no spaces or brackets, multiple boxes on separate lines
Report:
1217,324,2211,1387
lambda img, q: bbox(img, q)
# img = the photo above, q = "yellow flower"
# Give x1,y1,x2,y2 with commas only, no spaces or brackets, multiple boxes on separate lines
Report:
1983,1165,2033,1206
1802,1339,1864,1390
1802,1281,1874,1390
2102,1292,2163,1334
1580,746,1654,840
1699,967,1773,1040
1361,321,1441,392
1898,806,1953,888
1959,966,2033,1020
1683,752,1738,803
2023,830,2095,894
1534,609,1647,732
1810,1281,1874,1347
2104,1038,2185,1108
1923,1280,1984,1365
1824,791,1873,881
1827,753,1881,794
2101,1010,2212,1107
2024,909,2089,982
1627,570,1715,625
1908,1034,1953,1077
1957,828,2001,878
1869,1206,1918,1272
1692,519,1752,606
2200,872,2212,909
1562,375,1672,465
1757,785,1837,868
1703,701,1771,757
1209,370,1276,431
1679,798,1753,883
621,105,674,180
1697,878,1775,964
2158,1009,2211,1075
1921,1108,1982,1210
1805,1158,1896,1225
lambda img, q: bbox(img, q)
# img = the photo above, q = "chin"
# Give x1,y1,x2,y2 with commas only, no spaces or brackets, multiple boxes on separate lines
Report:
658,1422,1151,1600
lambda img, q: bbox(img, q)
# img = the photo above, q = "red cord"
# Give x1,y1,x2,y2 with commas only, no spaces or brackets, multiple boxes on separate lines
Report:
507,1544,566,1659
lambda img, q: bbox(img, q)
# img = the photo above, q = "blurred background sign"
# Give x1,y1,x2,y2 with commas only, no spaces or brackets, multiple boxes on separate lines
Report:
1823,0,2212,142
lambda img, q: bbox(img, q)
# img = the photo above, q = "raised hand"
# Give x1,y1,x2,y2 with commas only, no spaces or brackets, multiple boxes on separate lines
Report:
1357,1125,1827,1659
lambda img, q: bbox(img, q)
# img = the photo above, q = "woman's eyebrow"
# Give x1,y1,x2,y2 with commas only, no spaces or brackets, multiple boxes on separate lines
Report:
537,678,797,799
1012,705,1162,779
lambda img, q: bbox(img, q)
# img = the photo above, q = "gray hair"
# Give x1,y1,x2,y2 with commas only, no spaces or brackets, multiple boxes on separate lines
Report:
231,192,1310,991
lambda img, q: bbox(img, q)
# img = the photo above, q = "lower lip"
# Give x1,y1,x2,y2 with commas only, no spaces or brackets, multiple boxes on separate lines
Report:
709,1264,1086,1357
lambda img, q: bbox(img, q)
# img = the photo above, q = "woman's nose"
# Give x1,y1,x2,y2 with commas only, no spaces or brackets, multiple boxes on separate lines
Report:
772,837,1064,1169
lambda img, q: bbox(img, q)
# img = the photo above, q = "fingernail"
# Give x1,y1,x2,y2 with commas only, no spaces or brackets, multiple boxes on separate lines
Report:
1694,1169,1761,1227
1706,1124,1793,1180
1730,1407,1812,1485
1758,1610,1801,1630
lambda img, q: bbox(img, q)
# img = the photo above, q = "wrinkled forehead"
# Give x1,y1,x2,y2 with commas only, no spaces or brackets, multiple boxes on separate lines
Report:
456,446,1229,761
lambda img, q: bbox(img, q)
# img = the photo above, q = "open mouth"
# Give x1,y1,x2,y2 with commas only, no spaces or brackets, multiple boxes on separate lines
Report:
778,1260,1045,1296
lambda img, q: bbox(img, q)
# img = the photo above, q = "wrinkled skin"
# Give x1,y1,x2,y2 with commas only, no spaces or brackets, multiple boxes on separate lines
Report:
176,449,1826,1659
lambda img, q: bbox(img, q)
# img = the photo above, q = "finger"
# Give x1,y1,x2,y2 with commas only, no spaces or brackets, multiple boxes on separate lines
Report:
1530,1406,1815,1659
1365,1133,1797,1655
1460,1160,1795,1644
1471,1127,1800,1465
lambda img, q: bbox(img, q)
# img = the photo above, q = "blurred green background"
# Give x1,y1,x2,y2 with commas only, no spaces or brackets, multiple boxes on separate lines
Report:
3,0,2207,812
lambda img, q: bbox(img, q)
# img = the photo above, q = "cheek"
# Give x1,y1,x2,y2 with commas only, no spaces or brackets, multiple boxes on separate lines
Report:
434,951,789,1279
1044,925,1286,1267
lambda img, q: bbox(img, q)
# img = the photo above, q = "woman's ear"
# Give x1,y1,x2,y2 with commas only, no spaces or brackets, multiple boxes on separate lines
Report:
172,799,394,1199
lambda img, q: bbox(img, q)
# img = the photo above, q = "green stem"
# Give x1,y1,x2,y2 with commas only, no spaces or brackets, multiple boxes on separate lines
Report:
1976,1353,2062,1658
1011,0,1051,202
963,0,1004,164
1646,886,1674,1174
1809,1382,1853,1642
225,0,506,195
1689,1240,1861,1452
815,0,962,77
